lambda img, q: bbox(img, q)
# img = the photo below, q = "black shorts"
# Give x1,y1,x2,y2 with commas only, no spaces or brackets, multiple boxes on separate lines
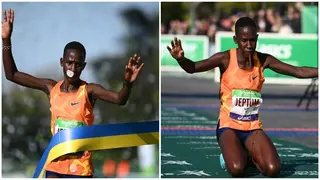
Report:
216,120,256,144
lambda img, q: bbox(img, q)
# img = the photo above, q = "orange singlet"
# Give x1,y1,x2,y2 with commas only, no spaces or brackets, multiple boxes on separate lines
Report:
44,80,95,176
219,48,265,131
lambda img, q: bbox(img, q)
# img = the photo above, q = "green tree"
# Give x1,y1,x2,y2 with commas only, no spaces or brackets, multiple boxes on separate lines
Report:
91,7,159,124
2,6,159,177
2,84,52,173
161,2,189,26
90,8,159,176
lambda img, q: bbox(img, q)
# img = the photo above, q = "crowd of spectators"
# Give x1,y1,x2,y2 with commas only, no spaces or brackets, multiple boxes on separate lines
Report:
162,3,305,42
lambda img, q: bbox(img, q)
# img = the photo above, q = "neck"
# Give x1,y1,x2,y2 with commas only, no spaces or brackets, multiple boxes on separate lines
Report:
236,48,250,63
61,79,81,92
236,48,254,69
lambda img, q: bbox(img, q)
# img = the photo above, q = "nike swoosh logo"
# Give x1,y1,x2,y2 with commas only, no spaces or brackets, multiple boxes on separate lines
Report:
71,102,81,106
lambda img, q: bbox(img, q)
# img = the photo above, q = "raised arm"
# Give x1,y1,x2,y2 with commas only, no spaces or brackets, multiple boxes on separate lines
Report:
166,37,225,73
265,54,318,78
2,9,56,95
88,54,144,105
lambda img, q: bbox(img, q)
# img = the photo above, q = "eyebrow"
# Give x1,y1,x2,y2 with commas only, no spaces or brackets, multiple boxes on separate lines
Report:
66,58,84,63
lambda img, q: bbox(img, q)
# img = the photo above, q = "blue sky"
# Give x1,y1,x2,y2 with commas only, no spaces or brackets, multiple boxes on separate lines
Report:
2,2,159,90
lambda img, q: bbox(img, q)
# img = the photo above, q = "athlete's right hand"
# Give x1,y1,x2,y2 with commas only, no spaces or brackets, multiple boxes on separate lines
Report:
167,37,185,61
2,8,14,40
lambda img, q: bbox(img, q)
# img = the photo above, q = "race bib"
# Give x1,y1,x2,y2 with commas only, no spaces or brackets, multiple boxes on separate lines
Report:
55,119,86,134
229,90,263,121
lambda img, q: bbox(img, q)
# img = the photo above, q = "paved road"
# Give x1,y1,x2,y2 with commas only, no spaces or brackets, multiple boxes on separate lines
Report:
161,74,318,178
161,75,318,148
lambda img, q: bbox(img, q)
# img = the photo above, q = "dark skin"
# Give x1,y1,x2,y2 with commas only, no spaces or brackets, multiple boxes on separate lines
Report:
3,8,144,178
167,28,318,78
167,26,318,177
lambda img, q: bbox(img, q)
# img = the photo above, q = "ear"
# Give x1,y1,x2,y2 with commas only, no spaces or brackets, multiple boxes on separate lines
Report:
233,35,237,44
60,58,63,67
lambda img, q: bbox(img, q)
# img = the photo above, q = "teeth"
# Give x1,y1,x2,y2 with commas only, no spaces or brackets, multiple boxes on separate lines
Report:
66,70,74,78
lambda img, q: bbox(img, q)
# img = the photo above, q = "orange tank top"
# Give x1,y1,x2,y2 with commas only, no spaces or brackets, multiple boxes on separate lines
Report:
219,48,265,131
45,80,95,176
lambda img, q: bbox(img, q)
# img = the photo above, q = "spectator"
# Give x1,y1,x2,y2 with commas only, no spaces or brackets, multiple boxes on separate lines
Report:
291,8,301,33
161,24,167,34
279,19,294,34
265,8,275,32
162,3,306,40
256,9,267,32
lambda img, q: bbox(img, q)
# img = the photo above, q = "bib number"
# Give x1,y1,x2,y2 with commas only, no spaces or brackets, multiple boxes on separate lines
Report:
229,90,263,121
55,119,86,134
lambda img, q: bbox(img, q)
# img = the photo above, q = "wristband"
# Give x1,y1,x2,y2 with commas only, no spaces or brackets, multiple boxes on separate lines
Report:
2,45,12,51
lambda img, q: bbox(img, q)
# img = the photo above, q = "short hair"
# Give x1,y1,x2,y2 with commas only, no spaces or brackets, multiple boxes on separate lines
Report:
63,41,86,60
235,17,257,36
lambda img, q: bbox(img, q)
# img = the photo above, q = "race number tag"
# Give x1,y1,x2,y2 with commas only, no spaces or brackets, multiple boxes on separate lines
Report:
229,90,263,121
55,119,86,134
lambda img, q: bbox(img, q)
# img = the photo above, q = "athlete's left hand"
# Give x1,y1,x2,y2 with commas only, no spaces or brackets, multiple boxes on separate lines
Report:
124,54,144,83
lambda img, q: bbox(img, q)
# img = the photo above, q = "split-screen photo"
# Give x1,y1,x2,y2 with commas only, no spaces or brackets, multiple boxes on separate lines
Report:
1,1,319,179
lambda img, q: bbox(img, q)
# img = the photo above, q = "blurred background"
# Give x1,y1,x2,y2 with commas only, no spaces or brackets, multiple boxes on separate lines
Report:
162,2,317,38
2,2,159,178
161,2,318,80
161,2,318,178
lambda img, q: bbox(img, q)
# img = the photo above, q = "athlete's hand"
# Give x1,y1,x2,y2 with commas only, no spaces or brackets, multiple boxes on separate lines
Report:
124,54,144,83
2,8,14,40
167,37,185,61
